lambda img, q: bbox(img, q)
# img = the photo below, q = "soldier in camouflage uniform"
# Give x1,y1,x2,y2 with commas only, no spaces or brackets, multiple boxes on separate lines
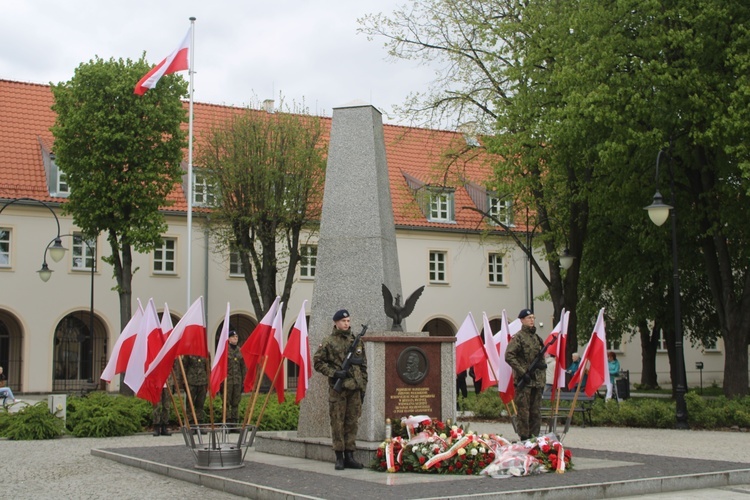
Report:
224,330,246,425
183,355,208,424
505,308,545,441
313,309,367,471
152,384,172,436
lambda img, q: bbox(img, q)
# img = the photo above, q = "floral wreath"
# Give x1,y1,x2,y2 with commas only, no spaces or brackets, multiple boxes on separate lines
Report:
371,415,573,476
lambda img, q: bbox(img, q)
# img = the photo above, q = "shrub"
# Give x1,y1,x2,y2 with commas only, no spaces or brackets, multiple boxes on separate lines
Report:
67,392,152,437
4,402,65,440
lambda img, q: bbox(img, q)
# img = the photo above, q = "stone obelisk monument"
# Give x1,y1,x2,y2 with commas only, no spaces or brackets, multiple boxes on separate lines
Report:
296,103,403,440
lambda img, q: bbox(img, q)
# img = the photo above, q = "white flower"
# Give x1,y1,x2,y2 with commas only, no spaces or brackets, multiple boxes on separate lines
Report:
479,447,486,454
470,448,478,456
457,448,467,456
440,433,447,439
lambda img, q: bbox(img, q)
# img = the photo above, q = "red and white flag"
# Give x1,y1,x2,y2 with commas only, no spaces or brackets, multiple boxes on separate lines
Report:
241,296,280,392
100,304,143,382
263,305,286,403
124,298,164,395
283,300,311,404
209,302,231,398
138,297,208,403
568,308,608,397
455,312,483,374
495,310,515,404
134,28,190,95
545,309,569,399
470,313,500,390
160,303,174,339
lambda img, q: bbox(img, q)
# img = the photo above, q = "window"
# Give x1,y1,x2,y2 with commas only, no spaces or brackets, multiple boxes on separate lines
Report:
0,228,10,267
488,197,512,226
229,249,244,277
300,245,317,279
193,172,216,207
429,251,447,283
428,190,454,223
72,234,96,271
657,330,667,352
702,338,721,353
488,253,504,284
607,339,622,353
57,166,69,194
154,238,176,274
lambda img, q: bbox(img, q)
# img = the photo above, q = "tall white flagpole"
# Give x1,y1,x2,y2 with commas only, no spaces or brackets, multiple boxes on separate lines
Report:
186,17,196,310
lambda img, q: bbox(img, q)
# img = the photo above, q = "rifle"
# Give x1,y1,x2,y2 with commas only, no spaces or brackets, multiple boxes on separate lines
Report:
514,332,558,390
333,324,369,393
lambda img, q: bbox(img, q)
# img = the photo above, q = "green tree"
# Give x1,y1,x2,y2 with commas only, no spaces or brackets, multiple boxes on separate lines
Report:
51,56,188,393
195,104,326,319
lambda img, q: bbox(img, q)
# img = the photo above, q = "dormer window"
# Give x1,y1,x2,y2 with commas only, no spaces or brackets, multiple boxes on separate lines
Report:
193,171,216,207
488,196,512,226
57,163,69,195
428,189,455,223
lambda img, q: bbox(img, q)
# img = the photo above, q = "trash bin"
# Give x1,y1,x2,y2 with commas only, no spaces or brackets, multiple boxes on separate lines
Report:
616,370,630,400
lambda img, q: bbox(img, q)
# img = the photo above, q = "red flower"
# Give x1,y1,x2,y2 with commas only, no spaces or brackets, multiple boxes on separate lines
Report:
529,448,539,456
564,450,572,459
436,421,445,430
419,456,426,465
541,444,551,453
466,469,473,475
380,461,386,468
377,449,384,458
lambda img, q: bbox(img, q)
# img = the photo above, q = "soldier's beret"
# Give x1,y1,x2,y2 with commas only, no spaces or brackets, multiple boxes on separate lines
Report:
518,309,533,319
228,330,238,337
332,309,349,321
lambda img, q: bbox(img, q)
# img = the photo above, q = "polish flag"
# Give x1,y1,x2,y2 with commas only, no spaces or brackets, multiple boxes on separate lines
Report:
160,303,174,339
241,296,280,392
455,312,483,374
545,310,569,399
134,28,190,95
496,310,516,404
569,308,608,397
209,302,231,398
470,313,500,390
138,297,208,403
124,298,164,395
263,306,286,403
100,304,143,382
283,300,311,404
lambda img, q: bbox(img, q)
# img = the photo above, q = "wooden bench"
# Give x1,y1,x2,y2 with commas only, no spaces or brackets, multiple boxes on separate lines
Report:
541,390,597,430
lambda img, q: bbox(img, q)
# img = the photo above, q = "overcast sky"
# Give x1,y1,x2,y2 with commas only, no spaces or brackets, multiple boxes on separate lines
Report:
2,1,437,124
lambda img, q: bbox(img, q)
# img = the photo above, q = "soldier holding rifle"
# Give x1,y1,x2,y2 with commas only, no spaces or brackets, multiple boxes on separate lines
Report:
505,309,546,441
313,309,368,471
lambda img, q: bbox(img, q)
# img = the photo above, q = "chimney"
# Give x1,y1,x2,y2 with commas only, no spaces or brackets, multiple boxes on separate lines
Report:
262,99,275,113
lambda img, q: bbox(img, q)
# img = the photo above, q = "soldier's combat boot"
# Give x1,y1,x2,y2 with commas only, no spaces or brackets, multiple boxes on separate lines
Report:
160,424,172,436
334,451,345,470
344,450,364,469
152,425,161,437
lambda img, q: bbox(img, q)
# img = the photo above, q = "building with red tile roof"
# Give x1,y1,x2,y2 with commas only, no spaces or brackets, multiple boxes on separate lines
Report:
0,78,551,394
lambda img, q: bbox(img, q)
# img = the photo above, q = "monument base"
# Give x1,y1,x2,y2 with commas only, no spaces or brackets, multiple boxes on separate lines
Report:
253,431,379,467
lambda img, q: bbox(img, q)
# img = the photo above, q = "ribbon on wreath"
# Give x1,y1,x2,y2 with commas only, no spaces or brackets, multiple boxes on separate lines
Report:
423,435,471,470
554,442,566,473
401,415,430,439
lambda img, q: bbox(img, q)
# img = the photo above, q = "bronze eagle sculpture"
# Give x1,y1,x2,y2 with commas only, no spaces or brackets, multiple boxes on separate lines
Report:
382,283,425,331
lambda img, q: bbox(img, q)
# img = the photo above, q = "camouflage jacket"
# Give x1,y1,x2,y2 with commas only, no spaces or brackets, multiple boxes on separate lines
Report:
313,327,367,392
226,344,246,386
183,355,208,386
505,326,546,388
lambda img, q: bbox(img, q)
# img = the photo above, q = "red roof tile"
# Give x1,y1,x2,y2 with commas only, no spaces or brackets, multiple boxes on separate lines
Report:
0,79,512,233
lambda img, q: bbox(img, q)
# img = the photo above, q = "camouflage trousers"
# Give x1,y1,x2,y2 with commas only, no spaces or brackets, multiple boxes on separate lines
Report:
187,384,207,424
514,385,543,439
328,387,362,451
223,383,243,423
152,388,171,425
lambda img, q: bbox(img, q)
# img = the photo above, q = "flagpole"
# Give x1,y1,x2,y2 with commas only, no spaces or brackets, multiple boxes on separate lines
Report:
186,16,196,310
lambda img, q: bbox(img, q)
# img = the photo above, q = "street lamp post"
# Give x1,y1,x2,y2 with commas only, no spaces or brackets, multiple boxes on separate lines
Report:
38,234,96,393
0,197,68,261
644,149,689,429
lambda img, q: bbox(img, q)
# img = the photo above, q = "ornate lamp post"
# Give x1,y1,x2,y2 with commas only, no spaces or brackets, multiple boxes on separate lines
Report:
0,197,68,261
38,234,96,392
644,149,689,429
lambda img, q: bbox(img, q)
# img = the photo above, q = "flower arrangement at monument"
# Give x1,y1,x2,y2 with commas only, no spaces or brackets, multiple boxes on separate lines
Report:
370,415,573,476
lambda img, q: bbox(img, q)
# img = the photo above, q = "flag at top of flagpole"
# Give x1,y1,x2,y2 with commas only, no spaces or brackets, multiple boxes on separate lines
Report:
263,305,286,403
124,298,164,395
134,27,191,95
160,303,174,339
455,312,483,374
241,296,281,392
568,308,608,397
209,302,231,398
283,300,311,404
496,310,516,404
